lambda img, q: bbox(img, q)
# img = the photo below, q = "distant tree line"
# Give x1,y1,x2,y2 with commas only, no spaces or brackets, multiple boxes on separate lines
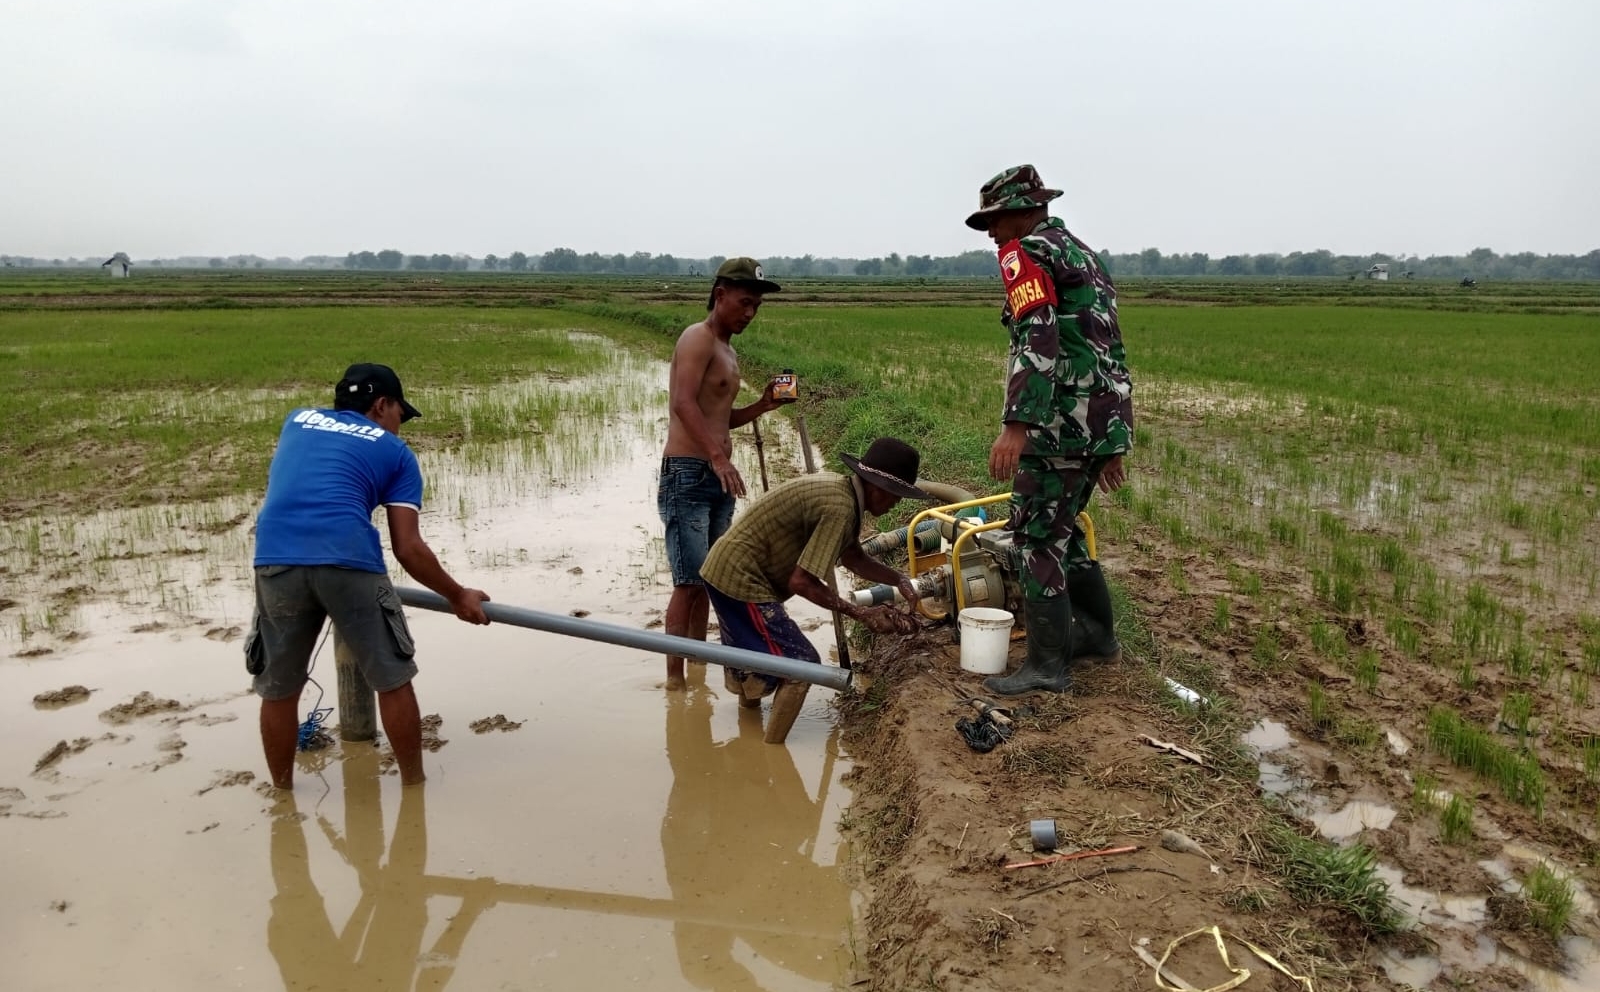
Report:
1099,246,1600,282
337,248,1020,278
7,246,1598,281
333,246,1600,281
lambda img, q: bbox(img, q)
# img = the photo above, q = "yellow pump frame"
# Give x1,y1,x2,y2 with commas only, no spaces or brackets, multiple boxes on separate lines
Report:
905,495,1096,621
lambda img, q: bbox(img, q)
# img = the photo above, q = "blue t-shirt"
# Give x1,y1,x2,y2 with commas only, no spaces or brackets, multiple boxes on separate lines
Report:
252,408,425,573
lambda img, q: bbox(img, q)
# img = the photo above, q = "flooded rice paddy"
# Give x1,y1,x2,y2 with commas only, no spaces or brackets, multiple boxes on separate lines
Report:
0,350,857,991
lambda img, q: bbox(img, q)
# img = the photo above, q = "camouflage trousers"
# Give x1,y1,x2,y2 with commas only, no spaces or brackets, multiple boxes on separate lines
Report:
1009,454,1113,599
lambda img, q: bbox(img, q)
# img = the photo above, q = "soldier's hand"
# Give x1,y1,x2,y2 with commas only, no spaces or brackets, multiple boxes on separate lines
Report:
989,423,1027,482
451,588,492,625
1096,455,1128,494
712,456,747,498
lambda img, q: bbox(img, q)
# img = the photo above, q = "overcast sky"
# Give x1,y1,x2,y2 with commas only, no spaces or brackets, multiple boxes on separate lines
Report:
3,1,1595,261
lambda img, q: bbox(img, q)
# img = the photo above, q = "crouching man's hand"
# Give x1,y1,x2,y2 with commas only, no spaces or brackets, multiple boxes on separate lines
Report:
859,605,917,636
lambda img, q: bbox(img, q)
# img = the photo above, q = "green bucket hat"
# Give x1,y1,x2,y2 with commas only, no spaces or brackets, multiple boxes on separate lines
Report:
706,256,782,309
963,164,1063,231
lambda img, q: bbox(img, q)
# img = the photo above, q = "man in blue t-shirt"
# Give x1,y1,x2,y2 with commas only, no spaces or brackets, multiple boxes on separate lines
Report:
246,363,491,789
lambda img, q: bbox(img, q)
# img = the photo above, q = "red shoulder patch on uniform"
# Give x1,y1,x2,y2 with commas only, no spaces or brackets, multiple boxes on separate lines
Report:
997,239,1056,318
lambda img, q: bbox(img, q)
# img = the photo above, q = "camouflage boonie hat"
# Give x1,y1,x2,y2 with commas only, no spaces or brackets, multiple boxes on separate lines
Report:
963,164,1063,231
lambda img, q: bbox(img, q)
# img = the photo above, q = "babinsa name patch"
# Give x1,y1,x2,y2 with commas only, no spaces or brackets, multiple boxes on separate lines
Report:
998,240,1056,318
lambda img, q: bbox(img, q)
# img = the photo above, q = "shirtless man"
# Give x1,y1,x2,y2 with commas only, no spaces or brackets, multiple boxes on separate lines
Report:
657,257,790,690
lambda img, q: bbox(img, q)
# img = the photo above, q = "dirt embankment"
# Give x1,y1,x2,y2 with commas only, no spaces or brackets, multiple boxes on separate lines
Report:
840,628,1333,991
839,539,1597,991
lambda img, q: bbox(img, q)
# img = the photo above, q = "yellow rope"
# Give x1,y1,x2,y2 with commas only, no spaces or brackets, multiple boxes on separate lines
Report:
1151,927,1316,992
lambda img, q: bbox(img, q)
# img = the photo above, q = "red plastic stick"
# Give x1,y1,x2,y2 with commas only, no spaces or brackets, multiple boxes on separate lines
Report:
1004,844,1140,870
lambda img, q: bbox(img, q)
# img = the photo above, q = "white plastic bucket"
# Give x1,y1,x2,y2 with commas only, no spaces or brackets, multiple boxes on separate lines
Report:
957,607,1014,674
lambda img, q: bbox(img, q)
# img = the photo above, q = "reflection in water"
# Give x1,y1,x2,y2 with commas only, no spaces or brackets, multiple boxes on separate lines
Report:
265,701,852,992
662,687,851,990
1312,800,1397,840
268,750,483,991
1244,718,1292,753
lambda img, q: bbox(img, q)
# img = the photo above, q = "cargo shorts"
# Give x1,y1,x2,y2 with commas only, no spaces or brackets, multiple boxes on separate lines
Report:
244,565,418,700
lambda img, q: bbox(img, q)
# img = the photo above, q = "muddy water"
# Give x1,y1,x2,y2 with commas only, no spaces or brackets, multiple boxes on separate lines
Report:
1,357,858,991
1245,717,1600,991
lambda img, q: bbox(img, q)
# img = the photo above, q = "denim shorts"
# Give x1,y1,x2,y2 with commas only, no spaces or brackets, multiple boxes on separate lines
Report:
244,565,419,700
657,456,736,587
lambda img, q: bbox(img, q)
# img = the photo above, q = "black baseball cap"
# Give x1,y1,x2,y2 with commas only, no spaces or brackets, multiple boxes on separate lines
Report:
335,363,421,422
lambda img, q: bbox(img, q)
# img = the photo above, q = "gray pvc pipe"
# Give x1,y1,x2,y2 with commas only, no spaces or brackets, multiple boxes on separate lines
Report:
395,587,852,692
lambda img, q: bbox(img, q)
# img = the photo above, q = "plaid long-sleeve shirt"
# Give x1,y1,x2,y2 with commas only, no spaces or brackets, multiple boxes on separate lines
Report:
699,473,861,603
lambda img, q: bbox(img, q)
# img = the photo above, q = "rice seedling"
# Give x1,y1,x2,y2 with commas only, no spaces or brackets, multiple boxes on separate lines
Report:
1522,863,1575,938
1416,581,1447,624
1411,770,1441,813
1268,515,1302,548
1332,544,1365,581
1386,614,1421,659
1332,575,1359,614
1502,501,1530,529
1390,567,1413,606
1213,596,1230,633
1506,635,1535,682
1426,706,1545,813
1500,692,1534,743
1538,646,1562,689
1252,626,1282,670
1570,671,1590,709
1582,737,1600,784
1309,620,1344,658
1377,538,1408,574
1317,511,1347,542
1582,628,1600,677
1456,655,1478,691
1335,717,1381,750
1354,649,1380,693
1307,682,1334,732
1439,794,1474,845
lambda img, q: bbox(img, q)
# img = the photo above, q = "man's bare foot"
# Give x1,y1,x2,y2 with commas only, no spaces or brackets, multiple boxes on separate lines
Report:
665,675,688,691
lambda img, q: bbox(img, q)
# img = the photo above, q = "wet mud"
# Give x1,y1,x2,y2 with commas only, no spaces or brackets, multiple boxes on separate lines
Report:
0,352,856,991
98,690,183,724
32,685,91,708
469,714,524,733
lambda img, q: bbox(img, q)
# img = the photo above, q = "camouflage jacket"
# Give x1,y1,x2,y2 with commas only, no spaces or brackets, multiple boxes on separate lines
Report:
997,217,1134,457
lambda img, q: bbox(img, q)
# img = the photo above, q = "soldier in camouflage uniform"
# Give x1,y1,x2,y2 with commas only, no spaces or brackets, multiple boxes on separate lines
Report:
965,164,1134,696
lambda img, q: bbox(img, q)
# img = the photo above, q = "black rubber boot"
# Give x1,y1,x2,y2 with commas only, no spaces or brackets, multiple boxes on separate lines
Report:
1067,562,1122,664
984,595,1073,696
